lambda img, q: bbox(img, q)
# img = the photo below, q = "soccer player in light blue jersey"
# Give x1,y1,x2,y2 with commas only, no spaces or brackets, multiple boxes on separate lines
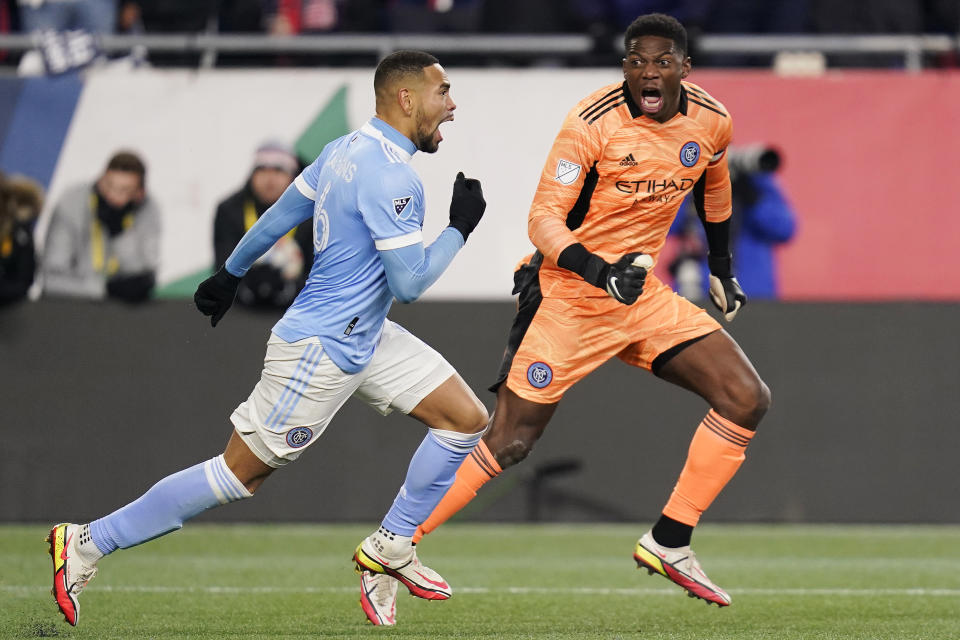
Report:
46,50,488,629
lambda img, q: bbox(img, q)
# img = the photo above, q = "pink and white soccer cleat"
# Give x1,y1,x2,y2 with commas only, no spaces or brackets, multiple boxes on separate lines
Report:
633,530,731,606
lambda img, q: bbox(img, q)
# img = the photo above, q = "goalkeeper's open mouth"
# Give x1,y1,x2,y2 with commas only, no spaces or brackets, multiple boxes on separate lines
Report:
640,88,663,115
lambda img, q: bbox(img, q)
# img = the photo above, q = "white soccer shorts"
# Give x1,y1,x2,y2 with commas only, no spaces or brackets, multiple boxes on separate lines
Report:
231,320,455,467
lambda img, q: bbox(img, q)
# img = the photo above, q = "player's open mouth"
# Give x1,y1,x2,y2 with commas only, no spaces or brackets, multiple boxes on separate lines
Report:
640,88,663,114
436,115,454,142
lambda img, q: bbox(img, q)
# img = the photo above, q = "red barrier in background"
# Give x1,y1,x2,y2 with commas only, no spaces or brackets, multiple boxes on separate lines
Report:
692,70,960,300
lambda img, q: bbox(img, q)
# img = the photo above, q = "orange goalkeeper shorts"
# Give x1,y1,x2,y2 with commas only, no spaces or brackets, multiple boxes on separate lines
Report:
494,275,720,404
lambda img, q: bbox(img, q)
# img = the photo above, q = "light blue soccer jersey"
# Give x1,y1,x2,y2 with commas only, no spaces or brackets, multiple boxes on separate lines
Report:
271,118,429,373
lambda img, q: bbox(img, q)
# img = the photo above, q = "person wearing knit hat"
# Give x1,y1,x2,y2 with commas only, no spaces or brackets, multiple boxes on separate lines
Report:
212,139,313,309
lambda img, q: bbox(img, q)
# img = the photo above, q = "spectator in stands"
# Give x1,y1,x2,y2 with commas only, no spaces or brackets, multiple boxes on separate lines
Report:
213,140,312,310
262,0,384,34
480,0,578,33
572,0,711,33
16,0,115,34
41,150,160,303
0,171,42,306
667,146,796,300
387,0,481,33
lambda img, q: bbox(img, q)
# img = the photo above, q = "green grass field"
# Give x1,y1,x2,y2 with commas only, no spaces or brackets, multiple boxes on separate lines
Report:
2,523,958,639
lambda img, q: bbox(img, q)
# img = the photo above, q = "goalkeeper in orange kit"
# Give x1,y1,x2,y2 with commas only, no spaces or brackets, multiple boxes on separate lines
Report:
358,13,770,625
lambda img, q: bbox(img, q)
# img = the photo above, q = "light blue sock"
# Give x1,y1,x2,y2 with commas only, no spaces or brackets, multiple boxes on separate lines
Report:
89,455,252,555
381,428,483,536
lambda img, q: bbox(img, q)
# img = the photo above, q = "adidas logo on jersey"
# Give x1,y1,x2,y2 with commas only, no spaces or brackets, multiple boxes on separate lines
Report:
620,153,638,166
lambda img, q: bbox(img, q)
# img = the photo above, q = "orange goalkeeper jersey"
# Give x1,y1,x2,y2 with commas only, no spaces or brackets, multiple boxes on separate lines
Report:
529,80,733,299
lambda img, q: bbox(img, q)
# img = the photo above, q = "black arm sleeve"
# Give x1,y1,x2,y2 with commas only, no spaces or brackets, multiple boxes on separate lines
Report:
692,170,734,276
557,242,608,288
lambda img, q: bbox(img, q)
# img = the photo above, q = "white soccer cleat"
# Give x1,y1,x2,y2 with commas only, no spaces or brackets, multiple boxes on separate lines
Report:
353,527,452,600
46,523,99,626
633,530,731,606
359,570,398,626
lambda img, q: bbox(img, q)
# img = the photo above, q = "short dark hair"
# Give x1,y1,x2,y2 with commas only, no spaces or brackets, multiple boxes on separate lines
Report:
105,151,147,187
624,13,687,55
374,50,439,98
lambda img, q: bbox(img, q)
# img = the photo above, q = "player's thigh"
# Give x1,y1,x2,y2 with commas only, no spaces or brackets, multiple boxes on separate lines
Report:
616,280,721,373
656,329,769,428
408,372,488,433
353,320,470,423
482,385,559,466
504,296,631,403
231,333,362,468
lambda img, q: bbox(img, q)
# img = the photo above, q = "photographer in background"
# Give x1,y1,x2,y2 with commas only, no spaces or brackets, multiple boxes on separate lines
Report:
41,150,160,303
213,140,313,310
668,145,796,300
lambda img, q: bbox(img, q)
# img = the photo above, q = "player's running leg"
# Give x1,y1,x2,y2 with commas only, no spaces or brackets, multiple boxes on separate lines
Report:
413,385,557,542
636,329,769,606
47,435,264,625
353,372,487,603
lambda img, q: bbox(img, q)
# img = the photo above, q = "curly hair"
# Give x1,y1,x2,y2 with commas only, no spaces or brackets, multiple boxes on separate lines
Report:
623,13,688,55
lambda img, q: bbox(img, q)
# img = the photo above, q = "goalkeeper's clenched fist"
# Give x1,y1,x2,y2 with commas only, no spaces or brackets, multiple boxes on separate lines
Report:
556,243,654,305
579,251,653,305
595,252,653,305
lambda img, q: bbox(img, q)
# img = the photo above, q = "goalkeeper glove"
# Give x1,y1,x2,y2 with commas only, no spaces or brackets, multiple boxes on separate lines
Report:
707,254,747,321
583,252,653,305
194,266,241,327
448,171,486,242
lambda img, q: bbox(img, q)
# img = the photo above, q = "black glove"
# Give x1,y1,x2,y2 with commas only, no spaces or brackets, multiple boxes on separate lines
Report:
582,252,652,305
707,254,747,321
106,272,155,303
194,266,241,327
448,171,486,241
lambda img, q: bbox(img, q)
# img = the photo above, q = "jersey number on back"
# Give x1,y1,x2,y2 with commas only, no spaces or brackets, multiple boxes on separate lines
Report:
313,181,332,253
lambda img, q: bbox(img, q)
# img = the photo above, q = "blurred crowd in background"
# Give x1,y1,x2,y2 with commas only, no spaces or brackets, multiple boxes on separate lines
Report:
0,143,313,309
4,0,958,36
0,0,955,309
0,0,958,69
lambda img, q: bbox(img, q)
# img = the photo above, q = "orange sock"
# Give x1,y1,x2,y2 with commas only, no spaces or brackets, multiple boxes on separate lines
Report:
413,439,501,544
662,409,755,527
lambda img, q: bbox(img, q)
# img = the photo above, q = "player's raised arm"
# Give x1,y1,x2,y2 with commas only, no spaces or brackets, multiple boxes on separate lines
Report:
194,175,316,326
379,171,485,303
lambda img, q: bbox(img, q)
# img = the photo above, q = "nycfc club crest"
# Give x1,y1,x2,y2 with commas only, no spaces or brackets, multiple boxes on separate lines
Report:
679,141,700,167
393,196,413,219
286,426,313,448
555,159,581,185
526,362,553,389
